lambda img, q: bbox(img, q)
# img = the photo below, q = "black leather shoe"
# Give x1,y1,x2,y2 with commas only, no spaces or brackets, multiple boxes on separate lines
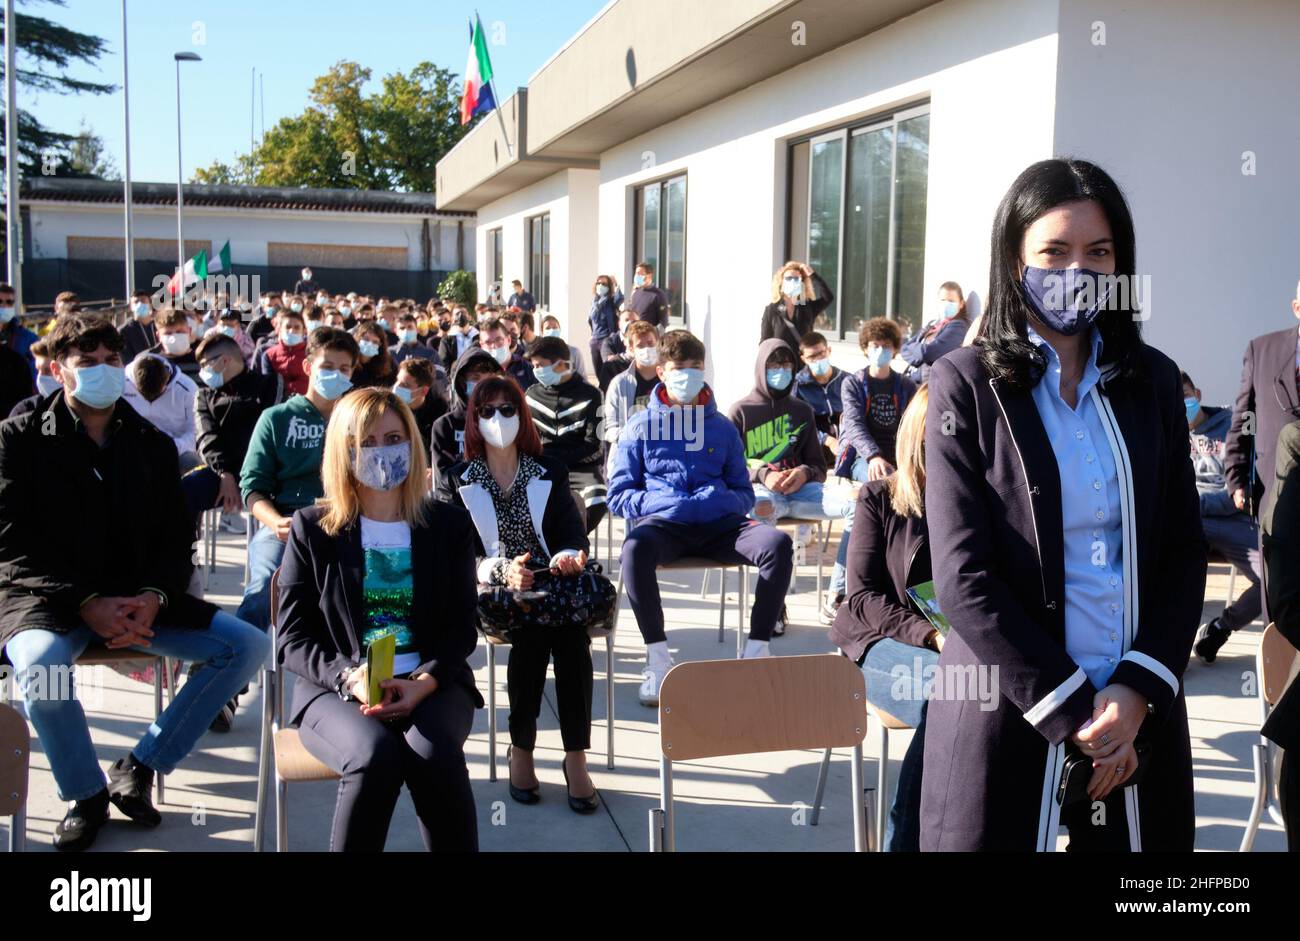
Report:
1193,618,1232,664
209,698,237,733
107,756,162,827
562,759,599,815
773,604,788,637
53,791,110,852
506,746,539,805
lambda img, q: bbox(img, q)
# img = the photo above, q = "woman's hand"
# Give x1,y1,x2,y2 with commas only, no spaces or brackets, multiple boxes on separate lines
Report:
505,552,535,590
552,551,587,577
867,456,894,481
1086,739,1138,802
1074,684,1147,759
362,675,439,719
347,664,370,705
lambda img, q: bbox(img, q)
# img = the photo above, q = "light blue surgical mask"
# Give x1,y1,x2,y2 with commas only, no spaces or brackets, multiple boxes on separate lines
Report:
809,358,832,378
489,345,512,365
37,374,61,396
782,276,803,299
305,319,321,333
132,302,151,320
401,329,418,344
282,332,304,348
0,306,14,323
533,364,565,387
766,367,793,391
68,363,125,410
664,367,705,403
352,441,410,491
312,368,352,401
596,284,609,297
219,325,237,338
1184,396,1200,425
543,328,562,339
634,274,646,288
465,380,477,397
392,384,414,405
358,340,381,358
867,345,892,369
291,302,304,314
339,305,353,317
941,300,959,318
199,365,225,390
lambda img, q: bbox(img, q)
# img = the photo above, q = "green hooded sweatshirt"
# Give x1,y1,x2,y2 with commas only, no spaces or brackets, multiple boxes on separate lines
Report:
239,394,327,514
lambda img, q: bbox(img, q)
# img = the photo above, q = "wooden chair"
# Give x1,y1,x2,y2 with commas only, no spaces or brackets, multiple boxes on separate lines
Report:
810,702,907,851
1240,622,1298,851
649,654,869,851
0,702,29,852
254,569,339,852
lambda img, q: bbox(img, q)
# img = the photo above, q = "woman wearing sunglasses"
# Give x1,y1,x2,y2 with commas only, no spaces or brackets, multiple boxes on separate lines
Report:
276,387,483,851
434,375,598,814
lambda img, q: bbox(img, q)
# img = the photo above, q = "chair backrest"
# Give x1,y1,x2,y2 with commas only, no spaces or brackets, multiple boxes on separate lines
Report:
1260,622,1300,707
658,655,866,761
0,702,30,818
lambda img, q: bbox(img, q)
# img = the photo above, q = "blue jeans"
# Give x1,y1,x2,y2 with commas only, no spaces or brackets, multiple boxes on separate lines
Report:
860,637,938,852
236,524,287,631
850,455,873,483
4,612,269,801
752,480,855,597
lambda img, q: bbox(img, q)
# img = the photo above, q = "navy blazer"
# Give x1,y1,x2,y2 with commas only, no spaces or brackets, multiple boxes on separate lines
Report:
276,497,484,726
1225,324,1300,517
920,342,1206,851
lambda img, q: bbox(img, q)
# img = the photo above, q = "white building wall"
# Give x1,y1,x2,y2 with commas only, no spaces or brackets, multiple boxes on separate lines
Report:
1053,0,1300,405
596,0,1061,406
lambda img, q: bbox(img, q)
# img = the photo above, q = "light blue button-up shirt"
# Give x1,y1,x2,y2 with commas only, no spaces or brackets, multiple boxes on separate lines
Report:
1028,327,1126,690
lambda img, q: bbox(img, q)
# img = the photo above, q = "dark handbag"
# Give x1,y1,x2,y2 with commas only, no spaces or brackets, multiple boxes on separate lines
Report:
476,561,617,643
1056,738,1151,809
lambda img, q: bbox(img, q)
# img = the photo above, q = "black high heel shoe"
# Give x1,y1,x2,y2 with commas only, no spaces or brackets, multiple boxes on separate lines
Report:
506,746,540,805
562,756,599,814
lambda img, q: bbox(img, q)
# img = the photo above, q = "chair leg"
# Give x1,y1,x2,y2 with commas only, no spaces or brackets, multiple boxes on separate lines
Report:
815,521,824,601
716,571,725,643
605,512,615,574
154,664,165,806
810,746,832,826
660,755,675,852
605,630,615,771
737,568,747,658
851,742,866,852
253,670,272,852
487,643,498,783
1239,741,1267,852
701,567,712,600
275,779,288,852
8,808,25,852
876,723,889,853
1227,566,1237,605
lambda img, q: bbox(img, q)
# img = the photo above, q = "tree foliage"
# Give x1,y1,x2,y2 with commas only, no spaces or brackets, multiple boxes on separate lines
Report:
193,60,472,192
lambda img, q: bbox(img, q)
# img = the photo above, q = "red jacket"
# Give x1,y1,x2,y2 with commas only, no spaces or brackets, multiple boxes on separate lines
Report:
264,342,307,395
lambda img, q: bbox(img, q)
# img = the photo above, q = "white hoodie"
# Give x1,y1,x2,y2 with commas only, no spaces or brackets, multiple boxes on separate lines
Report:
123,353,198,459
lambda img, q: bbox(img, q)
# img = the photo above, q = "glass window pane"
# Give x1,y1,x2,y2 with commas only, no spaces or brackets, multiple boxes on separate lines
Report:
542,215,550,308
843,126,894,340
891,114,929,328
664,175,686,324
640,184,661,278
807,135,844,333
788,141,810,264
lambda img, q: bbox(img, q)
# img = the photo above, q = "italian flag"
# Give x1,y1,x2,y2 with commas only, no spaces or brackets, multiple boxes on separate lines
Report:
459,15,496,126
168,241,231,296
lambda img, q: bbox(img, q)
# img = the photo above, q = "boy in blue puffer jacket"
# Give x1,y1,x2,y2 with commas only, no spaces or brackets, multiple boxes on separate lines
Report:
608,330,794,706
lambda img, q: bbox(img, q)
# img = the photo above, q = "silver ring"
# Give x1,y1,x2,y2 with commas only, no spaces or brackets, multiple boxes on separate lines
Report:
1100,733,1110,746
1116,766,1126,775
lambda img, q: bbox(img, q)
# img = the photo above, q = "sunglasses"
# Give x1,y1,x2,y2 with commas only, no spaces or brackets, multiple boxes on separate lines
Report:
476,404,518,420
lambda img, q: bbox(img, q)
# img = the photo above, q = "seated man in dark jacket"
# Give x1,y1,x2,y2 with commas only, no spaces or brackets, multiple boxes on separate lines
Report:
525,336,606,533
0,314,269,852
430,346,501,485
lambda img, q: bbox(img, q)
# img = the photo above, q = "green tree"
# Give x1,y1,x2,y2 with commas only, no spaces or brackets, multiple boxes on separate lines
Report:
192,60,471,192
0,0,115,177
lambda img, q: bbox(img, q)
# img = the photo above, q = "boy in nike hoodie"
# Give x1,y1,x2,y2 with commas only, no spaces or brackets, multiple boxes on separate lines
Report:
729,338,856,616
608,330,793,706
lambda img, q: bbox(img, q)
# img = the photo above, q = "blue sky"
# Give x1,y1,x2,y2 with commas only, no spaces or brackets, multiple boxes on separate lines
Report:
25,0,605,184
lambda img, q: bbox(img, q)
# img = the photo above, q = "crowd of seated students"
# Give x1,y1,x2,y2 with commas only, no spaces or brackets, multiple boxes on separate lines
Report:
6,155,1300,856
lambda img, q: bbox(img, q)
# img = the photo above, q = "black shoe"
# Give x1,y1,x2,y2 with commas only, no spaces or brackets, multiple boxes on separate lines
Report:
1193,618,1232,664
53,790,110,852
773,603,787,637
506,746,539,805
107,755,162,827
209,698,237,733
819,592,844,627
562,759,599,815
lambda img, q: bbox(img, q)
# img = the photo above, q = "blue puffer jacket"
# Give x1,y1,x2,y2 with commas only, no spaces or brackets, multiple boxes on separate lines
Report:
588,289,624,341
607,383,755,524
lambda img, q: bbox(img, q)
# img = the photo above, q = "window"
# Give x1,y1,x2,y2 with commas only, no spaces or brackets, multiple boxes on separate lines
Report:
634,173,687,324
486,227,503,297
527,214,550,309
787,104,930,340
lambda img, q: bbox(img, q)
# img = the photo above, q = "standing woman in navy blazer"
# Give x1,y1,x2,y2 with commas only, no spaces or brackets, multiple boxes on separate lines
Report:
921,159,1206,851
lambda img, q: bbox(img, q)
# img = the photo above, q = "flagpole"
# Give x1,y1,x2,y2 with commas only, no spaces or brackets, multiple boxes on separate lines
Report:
474,11,513,158
121,0,134,298
4,0,24,312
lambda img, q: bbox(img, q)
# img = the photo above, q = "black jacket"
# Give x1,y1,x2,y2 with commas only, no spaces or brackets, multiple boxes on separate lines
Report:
277,498,484,727
195,368,283,479
145,343,202,382
434,454,588,581
525,376,603,474
0,392,217,649
119,319,158,365
0,342,33,420
431,346,500,485
828,479,932,664
1225,324,1300,517
1262,421,1300,750
759,272,834,354
920,343,1205,851
438,332,478,372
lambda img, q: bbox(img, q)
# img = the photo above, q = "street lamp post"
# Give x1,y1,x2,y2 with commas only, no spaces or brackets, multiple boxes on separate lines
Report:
173,51,201,293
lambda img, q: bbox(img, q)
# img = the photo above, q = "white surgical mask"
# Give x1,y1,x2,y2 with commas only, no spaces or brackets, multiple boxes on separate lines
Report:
489,345,512,365
36,374,61,396
480,412,520,449
160,333,191,355
782,276,804,299
634,346,659,367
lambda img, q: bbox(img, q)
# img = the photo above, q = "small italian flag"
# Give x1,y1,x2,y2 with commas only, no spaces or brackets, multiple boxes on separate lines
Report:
168,241,231,296
459,15,496,126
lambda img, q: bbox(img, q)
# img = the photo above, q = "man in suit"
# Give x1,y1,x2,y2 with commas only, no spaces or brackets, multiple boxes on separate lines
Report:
1225,281,1300,521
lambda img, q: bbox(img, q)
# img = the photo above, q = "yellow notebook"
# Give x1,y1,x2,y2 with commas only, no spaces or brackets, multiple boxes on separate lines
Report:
366,633,397,705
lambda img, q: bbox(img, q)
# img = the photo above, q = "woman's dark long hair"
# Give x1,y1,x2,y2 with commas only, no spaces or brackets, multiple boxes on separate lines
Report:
979,159,1144,390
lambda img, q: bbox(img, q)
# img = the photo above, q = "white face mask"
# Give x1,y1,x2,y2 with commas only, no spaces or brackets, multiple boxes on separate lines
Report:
634,346,659,367
160,333,191,355
480,412,520,450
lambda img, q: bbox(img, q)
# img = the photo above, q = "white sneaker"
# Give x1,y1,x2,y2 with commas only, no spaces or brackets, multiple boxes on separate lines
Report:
742,639,772,659
219,512,247,535
639,667,667,707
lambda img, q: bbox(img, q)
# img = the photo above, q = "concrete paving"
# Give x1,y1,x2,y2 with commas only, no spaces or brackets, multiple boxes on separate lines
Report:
1,517,1287,852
